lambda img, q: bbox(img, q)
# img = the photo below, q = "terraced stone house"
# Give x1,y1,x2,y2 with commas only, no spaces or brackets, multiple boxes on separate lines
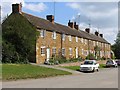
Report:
5,4,111,64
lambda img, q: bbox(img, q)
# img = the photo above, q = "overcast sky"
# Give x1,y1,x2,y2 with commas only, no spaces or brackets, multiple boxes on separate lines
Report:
1,0,119,45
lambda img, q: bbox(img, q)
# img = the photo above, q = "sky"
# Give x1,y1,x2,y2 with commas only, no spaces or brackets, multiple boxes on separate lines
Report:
1,0,119,45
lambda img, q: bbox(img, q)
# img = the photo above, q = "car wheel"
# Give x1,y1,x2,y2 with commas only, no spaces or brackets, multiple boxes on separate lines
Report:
92,68,95,72
96,69,99,72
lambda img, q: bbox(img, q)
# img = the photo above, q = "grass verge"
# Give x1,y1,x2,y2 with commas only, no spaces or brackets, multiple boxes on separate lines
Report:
63,66,80,71
2,64,72,81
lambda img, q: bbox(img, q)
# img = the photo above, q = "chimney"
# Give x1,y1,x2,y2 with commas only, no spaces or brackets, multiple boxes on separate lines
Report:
68,20,74,28
85,28,90,33
12,3,22,13
95,31,99,36
74,22,79,30
46,15,54,23
100,34,103,38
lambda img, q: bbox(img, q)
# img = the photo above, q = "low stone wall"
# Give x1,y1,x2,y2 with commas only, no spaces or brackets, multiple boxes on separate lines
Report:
56,60,107,67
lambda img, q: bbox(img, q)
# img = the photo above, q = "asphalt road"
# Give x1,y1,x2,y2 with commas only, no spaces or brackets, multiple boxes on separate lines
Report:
2,68,118,88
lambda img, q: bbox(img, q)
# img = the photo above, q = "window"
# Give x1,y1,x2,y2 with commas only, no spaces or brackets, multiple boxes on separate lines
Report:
97,41,98,45
52,47,56,55
84,50,88,56
40,30,46,37
52,31,56,39
81,38,83,43
69,48,72,55
62,48,65,56
100,51,102,57
82,49,84,55
107,51,110,57
69,35,72,41
102,43,104,48
41,46,46,56
85,39,87,44
93,41,95,46
76,37,78,42
62,34,65,41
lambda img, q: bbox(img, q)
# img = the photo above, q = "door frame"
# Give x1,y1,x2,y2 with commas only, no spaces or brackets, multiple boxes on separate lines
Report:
46,48,50,61
75,47,78,58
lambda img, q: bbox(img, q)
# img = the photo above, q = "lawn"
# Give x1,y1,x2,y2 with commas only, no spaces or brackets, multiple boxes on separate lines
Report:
2,64,72,81
63,66,80,71
99,64,106,68
63,64,106,71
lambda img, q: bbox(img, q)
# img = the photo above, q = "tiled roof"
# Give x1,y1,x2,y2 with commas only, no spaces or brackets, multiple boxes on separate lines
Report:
22,12,110,44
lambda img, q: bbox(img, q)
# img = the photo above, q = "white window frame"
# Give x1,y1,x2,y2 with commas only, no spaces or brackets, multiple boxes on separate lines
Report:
69,48,72,55
69,35,72,41
76,36,78,42
62,48,65,56
85,39,87,44
97,41,98,46
52,31,56,39
62,34,66,41
41,46,46,56
82,49,84,55
81,38,83,43
40,30,46,37
52,47,56,55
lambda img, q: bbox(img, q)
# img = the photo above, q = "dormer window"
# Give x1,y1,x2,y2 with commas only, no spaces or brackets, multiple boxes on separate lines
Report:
52,31,56,39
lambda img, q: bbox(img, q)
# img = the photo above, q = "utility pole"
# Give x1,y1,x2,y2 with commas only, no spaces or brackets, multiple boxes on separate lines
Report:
88,18,91,29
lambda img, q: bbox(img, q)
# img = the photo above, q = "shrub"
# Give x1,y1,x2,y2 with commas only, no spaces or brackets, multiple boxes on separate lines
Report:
86,53,96,60
101,56,106,60
69,57,82,62
2,13,39,63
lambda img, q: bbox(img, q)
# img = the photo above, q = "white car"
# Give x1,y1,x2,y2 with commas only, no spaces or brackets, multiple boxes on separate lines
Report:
80,60,99,72
106,60,118,67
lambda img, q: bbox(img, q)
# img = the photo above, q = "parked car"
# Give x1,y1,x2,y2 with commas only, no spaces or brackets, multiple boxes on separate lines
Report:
80,60,99,72
106,60,117,68
115,60,120,66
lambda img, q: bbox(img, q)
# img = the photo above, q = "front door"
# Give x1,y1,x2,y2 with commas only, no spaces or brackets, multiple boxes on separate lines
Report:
46,48,50,61
76,47,78,58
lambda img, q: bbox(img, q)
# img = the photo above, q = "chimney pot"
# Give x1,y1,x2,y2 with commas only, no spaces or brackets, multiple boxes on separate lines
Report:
74,24,79,30
46,15,54,23
95,31,99,36
74,22,76,25
100,34,103,38
12,3,22,13
85,28,90,33
68,20,74,28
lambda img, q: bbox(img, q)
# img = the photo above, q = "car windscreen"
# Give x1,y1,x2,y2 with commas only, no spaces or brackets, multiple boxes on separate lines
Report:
106,60,113,64
84,61,94,65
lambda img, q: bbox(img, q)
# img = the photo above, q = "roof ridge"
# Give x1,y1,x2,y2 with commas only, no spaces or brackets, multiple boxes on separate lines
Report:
21,12,110,44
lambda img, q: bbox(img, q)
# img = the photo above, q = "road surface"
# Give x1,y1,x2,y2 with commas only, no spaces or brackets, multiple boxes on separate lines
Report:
2,68,118,88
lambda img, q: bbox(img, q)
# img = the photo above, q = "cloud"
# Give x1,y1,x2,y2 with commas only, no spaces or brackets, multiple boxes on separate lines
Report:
67,2,118,44
1,0,24,20
1,1,47,21
24,3,47,12
66,3,80,9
